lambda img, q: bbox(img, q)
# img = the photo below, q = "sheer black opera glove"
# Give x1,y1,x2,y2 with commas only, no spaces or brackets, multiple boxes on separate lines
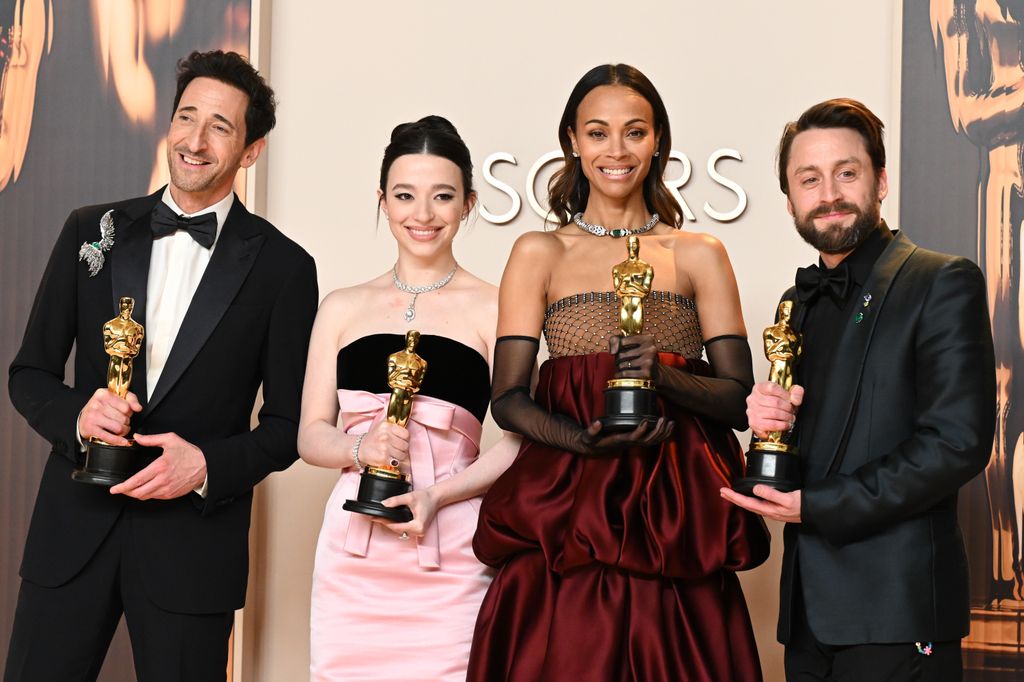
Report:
610,333,753,430
490,336,673,456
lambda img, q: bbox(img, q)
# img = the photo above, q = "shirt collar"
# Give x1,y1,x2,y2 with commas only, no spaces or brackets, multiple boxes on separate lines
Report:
160,187,235,248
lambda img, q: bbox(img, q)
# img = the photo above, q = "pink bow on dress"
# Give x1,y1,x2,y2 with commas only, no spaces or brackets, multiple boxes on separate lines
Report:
336,390,482,569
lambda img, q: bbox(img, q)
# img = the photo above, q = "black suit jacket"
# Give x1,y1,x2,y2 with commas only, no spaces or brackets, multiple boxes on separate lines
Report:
8,189,318,614
777,230,995,645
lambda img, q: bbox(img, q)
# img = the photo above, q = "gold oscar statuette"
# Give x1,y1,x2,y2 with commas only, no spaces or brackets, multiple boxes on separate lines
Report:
600,236,660,432
343,330,425,522
733,300,803,494
72,296,149,486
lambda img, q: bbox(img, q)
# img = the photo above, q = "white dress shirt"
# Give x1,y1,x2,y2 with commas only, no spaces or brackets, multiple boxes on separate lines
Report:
146,188,234,395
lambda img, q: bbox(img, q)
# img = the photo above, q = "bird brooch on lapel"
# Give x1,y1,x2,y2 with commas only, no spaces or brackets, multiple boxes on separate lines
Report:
78,209,116,277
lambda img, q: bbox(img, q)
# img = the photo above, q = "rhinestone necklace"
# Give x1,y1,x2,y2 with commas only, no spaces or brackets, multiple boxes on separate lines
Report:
572,212,659,238
392,264,457,322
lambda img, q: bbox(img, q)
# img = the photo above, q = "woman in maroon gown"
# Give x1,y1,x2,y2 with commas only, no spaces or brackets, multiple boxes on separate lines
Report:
467,64,770,681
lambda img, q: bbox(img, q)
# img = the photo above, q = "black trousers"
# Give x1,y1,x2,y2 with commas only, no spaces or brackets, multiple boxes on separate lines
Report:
4,513,233,682
785,590,962,682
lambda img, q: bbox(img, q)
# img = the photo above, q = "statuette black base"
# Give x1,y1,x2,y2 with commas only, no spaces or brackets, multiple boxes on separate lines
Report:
600,384,659,433
343,468,413,522
733,448,802,495
72,440,151,487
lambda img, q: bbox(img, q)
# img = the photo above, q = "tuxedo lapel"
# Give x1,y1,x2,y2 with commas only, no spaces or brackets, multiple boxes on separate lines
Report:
143,199,264,416
108,191,162,406
804,231,917,480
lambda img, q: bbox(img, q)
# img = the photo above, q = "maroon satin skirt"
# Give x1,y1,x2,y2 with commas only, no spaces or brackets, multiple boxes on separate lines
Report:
468,353,770,681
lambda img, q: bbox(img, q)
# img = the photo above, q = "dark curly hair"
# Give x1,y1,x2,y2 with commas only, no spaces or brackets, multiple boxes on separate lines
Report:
173,50,277,147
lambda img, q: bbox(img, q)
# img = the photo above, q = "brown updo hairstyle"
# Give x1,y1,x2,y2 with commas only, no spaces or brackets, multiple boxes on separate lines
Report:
546,64,683,228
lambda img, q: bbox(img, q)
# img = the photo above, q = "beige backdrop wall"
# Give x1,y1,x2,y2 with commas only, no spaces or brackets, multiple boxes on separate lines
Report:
248,2,899,680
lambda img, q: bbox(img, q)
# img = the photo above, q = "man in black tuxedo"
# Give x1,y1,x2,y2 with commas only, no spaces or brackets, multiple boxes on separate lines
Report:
5,50,317,680
722,99,995,681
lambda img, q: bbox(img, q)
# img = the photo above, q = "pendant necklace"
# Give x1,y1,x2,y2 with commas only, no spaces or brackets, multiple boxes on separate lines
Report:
572,212,659,238
392,264,457,322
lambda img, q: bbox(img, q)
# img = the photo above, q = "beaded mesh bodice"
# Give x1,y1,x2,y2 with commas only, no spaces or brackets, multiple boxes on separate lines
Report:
543,291,703,359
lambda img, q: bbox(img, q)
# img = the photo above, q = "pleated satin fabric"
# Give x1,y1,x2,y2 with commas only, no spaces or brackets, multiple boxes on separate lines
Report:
468,353,770,681
310,391,492,682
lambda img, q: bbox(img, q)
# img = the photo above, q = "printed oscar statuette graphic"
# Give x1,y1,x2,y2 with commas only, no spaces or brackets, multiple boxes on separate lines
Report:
600,235,660,432
733,300,803,494
72,296,150,486
342,330,424,522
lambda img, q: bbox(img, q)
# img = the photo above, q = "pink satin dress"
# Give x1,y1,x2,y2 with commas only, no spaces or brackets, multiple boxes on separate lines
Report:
310,334,492,682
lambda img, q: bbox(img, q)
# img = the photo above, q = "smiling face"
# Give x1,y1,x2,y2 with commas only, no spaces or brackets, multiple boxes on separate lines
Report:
378,153,474,258
165,76,264,212
567,85,658,203
785,127,888,255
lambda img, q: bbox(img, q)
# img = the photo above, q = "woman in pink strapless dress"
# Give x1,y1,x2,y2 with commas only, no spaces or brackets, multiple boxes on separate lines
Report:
298,116,519,682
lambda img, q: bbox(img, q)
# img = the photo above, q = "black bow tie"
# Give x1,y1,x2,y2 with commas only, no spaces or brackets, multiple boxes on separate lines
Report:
795,262,851,305
150,202,217,249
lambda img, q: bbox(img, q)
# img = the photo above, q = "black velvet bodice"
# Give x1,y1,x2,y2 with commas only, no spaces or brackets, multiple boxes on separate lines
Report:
337,334,490,423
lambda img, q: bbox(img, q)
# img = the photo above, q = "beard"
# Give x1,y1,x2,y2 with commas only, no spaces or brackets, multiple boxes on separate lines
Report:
793,196,881,255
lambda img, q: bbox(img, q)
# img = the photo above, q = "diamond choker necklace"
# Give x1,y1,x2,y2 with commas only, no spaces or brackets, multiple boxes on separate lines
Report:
392,264,457,322
572,212,659,238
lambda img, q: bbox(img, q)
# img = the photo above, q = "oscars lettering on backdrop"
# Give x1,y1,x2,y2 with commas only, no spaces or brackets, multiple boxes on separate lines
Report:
478,148,748,224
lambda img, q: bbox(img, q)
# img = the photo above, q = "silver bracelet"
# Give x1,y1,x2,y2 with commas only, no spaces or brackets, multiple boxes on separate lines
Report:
351,433,366,470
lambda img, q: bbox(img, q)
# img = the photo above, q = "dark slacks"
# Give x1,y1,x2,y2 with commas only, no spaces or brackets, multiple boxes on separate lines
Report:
785,590,962,682
4,512,232,682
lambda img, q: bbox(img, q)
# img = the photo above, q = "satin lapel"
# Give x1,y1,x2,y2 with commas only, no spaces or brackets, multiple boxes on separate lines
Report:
143,199,264,417
108,191,162,406
804,231,917,480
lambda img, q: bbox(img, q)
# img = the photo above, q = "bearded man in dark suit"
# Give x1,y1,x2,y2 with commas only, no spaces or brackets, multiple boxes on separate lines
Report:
5,50,317,681
722,98,995,681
